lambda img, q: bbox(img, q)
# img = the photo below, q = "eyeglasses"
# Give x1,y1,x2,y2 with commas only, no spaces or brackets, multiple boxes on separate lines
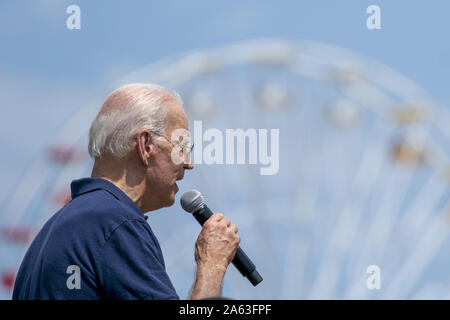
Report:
150,131,194,161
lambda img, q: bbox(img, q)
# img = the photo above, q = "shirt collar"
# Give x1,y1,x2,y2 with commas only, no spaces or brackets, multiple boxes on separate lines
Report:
70,177,148,221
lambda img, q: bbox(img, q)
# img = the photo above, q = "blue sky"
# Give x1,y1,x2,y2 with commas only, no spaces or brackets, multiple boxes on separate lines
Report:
0,0,450,299
1,0,449,226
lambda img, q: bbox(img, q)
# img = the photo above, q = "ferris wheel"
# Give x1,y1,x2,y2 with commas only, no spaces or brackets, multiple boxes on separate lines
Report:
1,39,449,299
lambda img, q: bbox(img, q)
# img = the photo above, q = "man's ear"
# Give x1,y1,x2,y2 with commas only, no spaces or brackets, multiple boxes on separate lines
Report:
136,130,153,167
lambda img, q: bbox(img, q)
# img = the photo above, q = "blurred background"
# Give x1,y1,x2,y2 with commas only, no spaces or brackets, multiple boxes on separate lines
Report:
1,0,450,299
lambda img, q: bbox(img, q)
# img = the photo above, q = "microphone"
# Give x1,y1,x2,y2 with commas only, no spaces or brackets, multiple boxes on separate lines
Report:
180,189,263,286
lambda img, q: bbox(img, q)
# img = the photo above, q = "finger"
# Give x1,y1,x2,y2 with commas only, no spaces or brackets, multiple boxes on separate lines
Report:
235,234,241,244
212,213,224,221
223,217,231,227
229,224,238,233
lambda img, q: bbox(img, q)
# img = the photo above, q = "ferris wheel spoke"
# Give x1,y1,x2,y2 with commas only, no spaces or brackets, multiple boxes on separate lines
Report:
381,197,450,299
308,139,387,299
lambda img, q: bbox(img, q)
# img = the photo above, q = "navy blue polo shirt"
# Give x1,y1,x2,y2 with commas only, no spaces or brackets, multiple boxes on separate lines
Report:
12,177,179,300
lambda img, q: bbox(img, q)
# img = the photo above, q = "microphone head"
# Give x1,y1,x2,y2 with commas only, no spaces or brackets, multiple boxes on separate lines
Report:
180,189,204,213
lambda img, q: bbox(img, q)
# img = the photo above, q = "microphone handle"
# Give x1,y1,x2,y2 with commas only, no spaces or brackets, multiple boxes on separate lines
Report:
192,205,263,286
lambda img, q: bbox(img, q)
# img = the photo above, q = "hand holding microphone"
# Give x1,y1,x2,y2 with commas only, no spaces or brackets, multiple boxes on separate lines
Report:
194,212,240,274
181,190,263,288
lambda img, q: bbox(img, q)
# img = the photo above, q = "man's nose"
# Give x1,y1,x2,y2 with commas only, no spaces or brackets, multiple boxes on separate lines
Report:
183,158,194,170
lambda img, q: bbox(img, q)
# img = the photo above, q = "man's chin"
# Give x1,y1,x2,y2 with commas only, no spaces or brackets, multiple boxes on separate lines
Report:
161,185,178,208
164,192,176,207
171,184,179,203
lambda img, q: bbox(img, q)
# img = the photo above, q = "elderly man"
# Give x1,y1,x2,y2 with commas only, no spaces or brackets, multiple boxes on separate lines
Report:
13,83,240,300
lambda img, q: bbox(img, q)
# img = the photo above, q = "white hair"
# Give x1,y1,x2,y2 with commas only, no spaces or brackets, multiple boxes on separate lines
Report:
88,83,182,159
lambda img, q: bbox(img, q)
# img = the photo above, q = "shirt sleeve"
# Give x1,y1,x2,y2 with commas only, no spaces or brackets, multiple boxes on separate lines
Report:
98,219,180,300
